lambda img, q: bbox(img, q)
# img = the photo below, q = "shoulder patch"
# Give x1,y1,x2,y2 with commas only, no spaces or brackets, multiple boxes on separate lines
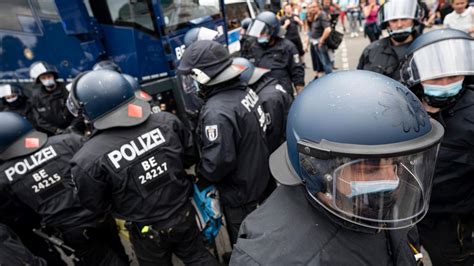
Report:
275,84,287,94
293,54,300,64
205,125,219,142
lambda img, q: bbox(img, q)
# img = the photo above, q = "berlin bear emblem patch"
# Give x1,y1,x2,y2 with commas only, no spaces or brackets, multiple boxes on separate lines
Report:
205,125,218,142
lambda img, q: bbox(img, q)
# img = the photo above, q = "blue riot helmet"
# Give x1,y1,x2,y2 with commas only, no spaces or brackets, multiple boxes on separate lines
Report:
122,73,152,102
378,0,422,42
400,29,474,108
184,27,219,47
92,60,122,73
241,17,253,31
67,70,151,130
246,11,281,44
232,57,270,85
0,112,48,161
270,70,444,230
29,61,58,86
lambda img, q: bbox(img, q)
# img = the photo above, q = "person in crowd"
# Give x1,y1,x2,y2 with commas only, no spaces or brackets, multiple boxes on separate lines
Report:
230,70,444,266
444,0,474,35
68,70,219,265
400,28,474,266
363,0,381,42
306,2,333,77
358,0,422,81
29,61,79,135
178,40,271,245
245,11,305,95
281,3,306,63
0,111,129,265
0,84,36,127
346,0,361,37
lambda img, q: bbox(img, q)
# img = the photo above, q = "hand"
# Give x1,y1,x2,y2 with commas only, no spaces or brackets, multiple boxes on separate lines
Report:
295,85,304,94
284,19,291,27
318,41,324,49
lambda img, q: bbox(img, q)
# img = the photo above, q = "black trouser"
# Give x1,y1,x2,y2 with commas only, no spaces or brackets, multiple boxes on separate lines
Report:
418,214,474,266
128,205,219,266
223,202,258,245
58,215,129,266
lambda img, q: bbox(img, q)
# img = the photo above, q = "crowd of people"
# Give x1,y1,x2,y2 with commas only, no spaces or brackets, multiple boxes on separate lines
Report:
0,0,473,265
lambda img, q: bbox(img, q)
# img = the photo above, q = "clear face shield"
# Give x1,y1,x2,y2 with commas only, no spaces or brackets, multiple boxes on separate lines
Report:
381,0,418,23
246,20,272,39
401,39,474,87
66,92,81,118
297,141,440,229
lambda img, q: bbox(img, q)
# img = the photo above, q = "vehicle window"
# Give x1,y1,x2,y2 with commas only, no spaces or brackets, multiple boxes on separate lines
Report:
34,0,59,17
161,0,220,28
225,3,251,31
107,0,155,32
0,0,40,33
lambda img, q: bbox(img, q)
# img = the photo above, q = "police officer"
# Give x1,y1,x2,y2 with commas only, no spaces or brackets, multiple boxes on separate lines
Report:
178,40,270,245
400,28,474,266
244,11,305,95
29,61,78,135
0,84,35,127
68,70,218,265
358,0,422,81
233,57,293,153
0,223,46,266
230,70,445,265
239,17,255,58
0,111,129,265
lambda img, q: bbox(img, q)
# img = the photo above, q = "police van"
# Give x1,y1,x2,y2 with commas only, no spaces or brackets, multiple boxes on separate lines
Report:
0,0,229,122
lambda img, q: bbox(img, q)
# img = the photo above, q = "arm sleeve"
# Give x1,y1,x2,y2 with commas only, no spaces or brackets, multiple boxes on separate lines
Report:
321,15,331,29
197,111,237,182
288,43,305,87
71,164,111,213
169,113,199,169
31,107,58,135
357,47,368,70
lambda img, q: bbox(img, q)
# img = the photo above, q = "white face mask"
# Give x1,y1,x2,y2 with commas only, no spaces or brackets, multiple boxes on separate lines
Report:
41,78,56,87
5,95,18,103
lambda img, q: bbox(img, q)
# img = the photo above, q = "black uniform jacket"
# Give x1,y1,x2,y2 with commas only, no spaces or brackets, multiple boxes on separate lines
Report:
30,83,74,135
0,133,99,228
252,76,293,153
357,35,416,81
231,185,418,266
245,38,304,94
197,83,270,207
428,89,474,215
71,112,198,225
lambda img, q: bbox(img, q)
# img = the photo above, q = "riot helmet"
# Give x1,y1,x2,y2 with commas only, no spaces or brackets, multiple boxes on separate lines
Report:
122,73,152,102
92,60,122,73
177,40,246,88
270,70,444,230
378,0,422,42
0,84,25,105
0,112,47,161
232,57,270,85
29,61,58,89
67,70,150,130
400,29,474,108
247,11,281,44
241,17,253,31
184,27,219,47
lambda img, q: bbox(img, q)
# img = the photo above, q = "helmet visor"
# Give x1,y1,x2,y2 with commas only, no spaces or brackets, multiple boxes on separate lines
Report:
0,84,13,98
382,0,418,22
402,39,474,86
298,145,440,229
66,93,81,117
247,20,271,38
